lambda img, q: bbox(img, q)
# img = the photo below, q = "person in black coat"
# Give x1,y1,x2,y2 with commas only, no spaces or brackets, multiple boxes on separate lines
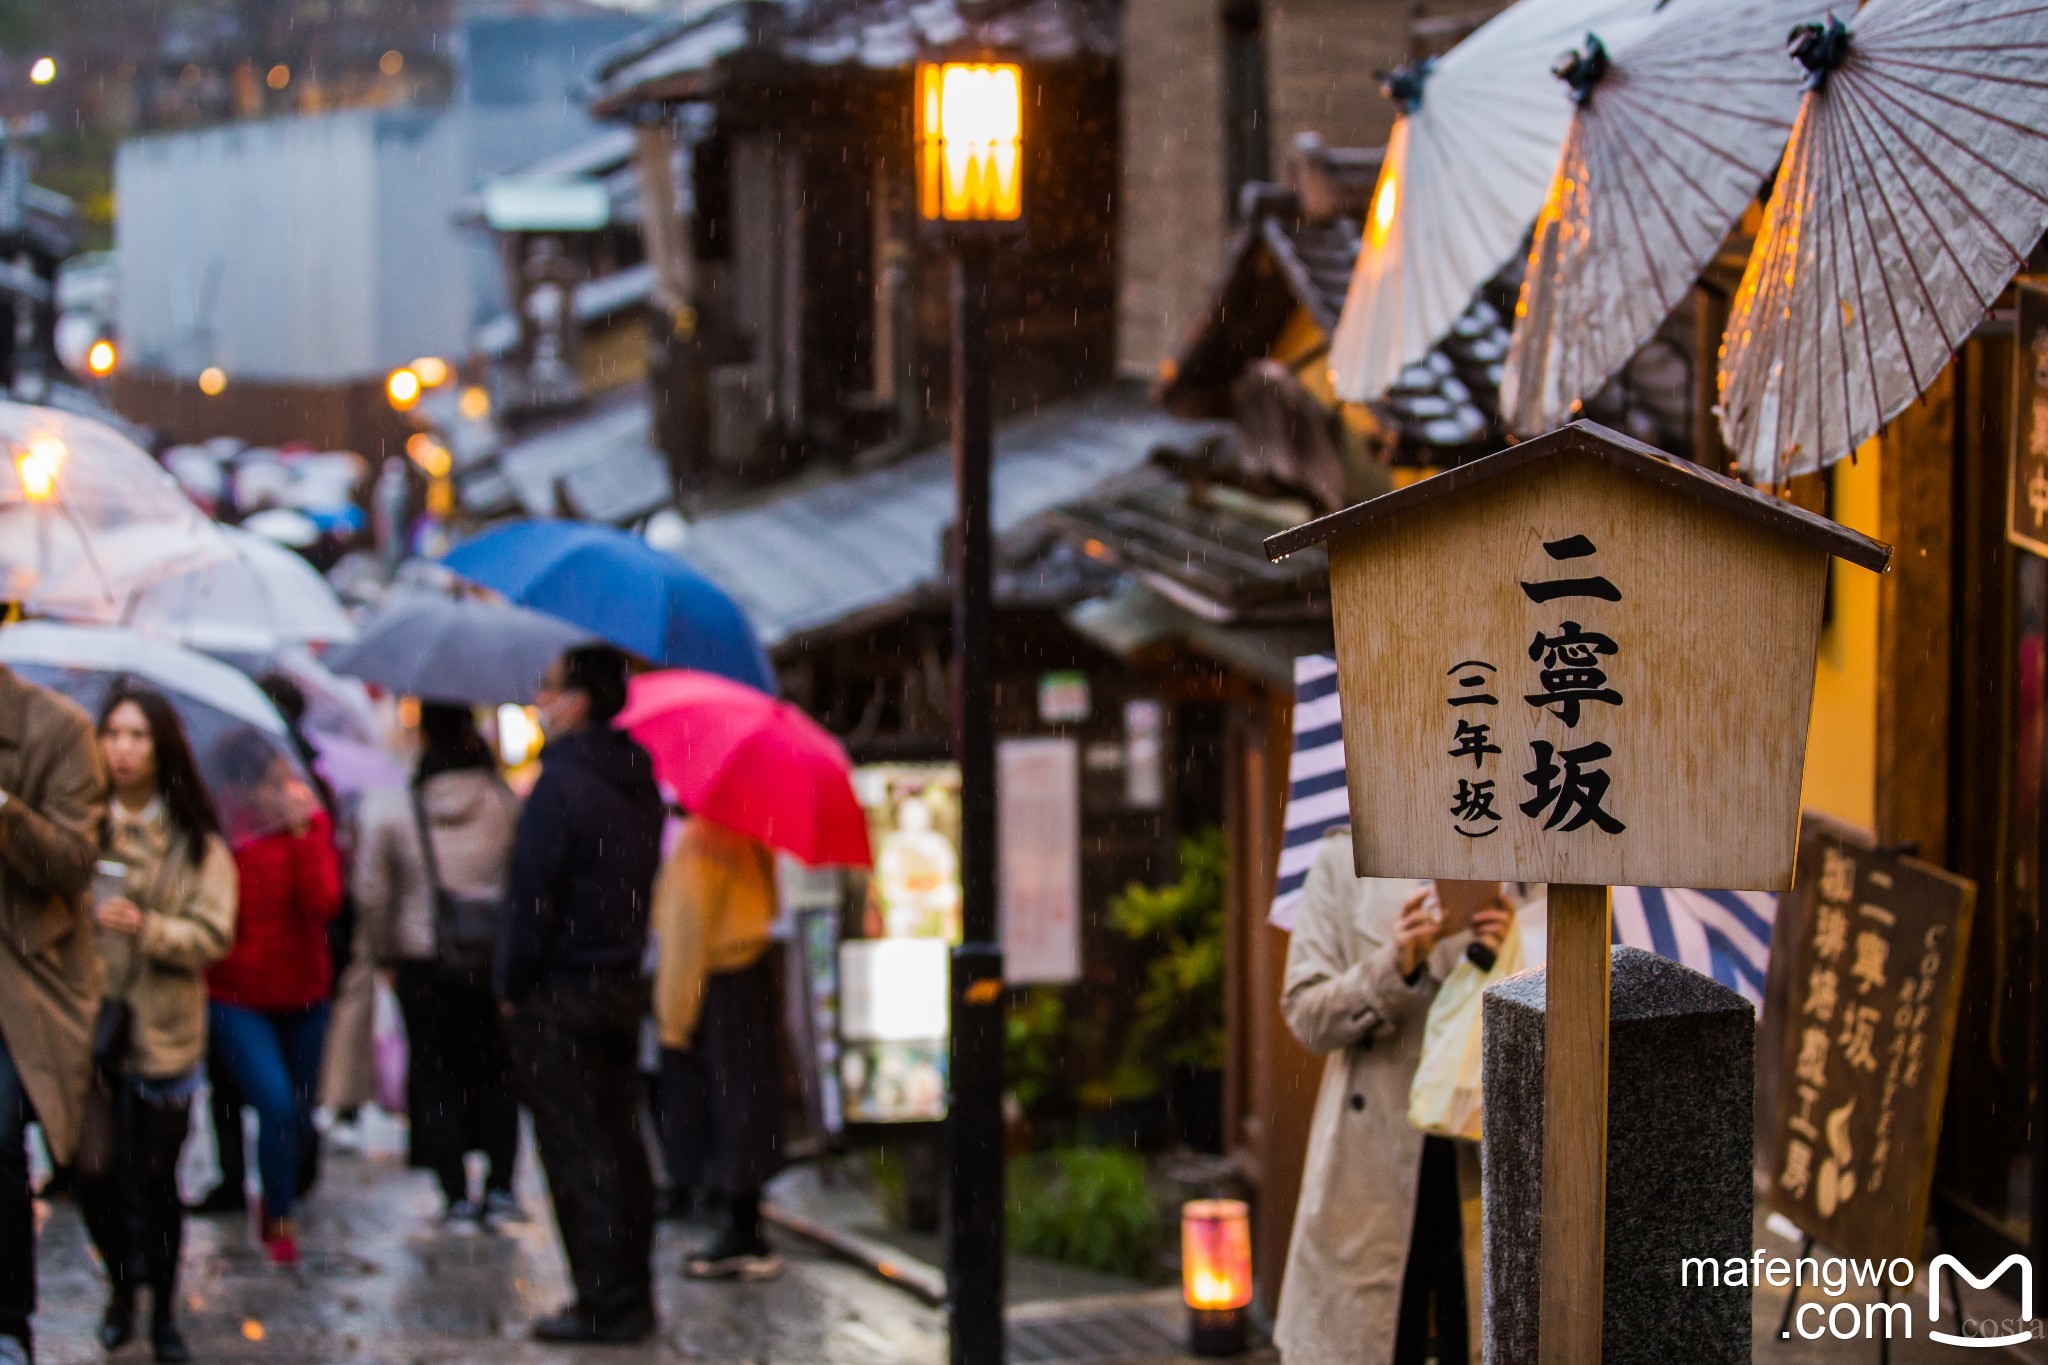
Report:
497,645,664,1345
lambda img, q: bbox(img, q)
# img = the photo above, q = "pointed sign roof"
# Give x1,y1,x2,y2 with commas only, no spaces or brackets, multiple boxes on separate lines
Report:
1263,420,1892,572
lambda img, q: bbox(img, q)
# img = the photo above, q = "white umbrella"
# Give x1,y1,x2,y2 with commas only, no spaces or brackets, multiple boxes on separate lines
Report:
1498,0,1827,437
1326,0,1663,405
0,621,309,843
241,507,321,548
0,401,229,611
117,526,355,654
1719,0,2048,483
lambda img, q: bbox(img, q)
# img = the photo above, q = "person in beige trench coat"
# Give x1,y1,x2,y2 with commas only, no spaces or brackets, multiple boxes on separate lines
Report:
0,663,109,1359
1274,832,1508,1365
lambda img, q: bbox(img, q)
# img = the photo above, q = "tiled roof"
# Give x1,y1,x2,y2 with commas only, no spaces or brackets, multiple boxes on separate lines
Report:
1164,185,1516,458
588,0,1116,114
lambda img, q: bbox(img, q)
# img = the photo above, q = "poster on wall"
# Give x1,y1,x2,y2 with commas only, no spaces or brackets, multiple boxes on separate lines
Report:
999,737,1081,985
2008,281,2048,557
838,938,950,1123
840,764,963,1123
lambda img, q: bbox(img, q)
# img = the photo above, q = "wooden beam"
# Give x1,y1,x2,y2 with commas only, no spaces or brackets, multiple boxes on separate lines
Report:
1540,882,1611,1365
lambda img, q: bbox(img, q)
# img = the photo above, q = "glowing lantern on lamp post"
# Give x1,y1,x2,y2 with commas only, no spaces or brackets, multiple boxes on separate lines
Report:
914,47,1026,1365
1182,1199,1252,1357
915,60,1024,231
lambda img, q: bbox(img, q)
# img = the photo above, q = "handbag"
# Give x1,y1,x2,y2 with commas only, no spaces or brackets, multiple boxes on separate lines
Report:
411,785,503,979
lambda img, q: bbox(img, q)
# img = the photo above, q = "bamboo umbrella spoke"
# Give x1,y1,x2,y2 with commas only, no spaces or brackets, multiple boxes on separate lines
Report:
1502,0,1822,439
1720,0,2048,482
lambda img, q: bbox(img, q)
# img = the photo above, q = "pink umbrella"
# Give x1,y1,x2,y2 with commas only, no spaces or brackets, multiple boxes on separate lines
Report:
617,670,872,869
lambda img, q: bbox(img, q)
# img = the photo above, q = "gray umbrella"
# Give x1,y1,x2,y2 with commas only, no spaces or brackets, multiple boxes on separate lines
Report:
326,594,596,705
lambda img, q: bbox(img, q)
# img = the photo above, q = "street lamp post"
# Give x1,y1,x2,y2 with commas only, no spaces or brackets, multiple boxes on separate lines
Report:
916,55,1024,1365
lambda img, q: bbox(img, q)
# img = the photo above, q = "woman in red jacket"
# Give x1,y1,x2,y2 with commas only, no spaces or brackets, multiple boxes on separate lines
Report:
205,731,343,1265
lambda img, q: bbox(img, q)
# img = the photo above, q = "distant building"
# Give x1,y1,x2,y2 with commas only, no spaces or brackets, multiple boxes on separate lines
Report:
108,3,651,450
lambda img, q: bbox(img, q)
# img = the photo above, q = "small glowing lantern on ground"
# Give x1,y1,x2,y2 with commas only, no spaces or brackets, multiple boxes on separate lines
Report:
916,61,1024,230
1182,1199,1252,1356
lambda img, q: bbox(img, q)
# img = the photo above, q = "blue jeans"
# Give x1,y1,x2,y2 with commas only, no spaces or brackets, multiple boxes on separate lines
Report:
0,1030,32,1349
207,1001,329,1220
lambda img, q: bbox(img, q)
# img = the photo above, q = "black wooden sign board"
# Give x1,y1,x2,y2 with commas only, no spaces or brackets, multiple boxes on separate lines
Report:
2009,281,2048,558
1760,813,1976,1262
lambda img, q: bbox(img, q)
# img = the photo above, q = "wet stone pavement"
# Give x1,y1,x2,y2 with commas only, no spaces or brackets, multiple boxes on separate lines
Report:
31,1142,949,1365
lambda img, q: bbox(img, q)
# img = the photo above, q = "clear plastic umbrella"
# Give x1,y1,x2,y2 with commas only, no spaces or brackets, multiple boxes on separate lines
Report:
1499,0,1827,437
0,401,229,614
1719,0,2048,482
0,621,313,844
1327,0,1664,405
110,525,355,654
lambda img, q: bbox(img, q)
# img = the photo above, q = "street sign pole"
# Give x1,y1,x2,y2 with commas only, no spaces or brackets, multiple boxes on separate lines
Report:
947,238,1006,1365
1540,883,1611,1365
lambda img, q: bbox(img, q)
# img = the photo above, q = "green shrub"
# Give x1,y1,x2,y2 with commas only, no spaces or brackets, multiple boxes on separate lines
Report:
1006,987,1068,1118
1104,828,1228,1100
1007,1146,1161,1280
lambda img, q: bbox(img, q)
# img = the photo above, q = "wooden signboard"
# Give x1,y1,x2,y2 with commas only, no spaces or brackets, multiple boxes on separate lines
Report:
1760,813,1976,1262
2011,281,2048,558
1268,422,1891,1365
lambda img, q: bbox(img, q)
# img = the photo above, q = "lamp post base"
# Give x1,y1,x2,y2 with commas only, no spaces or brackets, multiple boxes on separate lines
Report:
1189,1307,1248,1358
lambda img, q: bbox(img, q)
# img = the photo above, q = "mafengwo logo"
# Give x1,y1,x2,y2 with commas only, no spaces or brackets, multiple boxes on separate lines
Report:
1928,1254,2032,1349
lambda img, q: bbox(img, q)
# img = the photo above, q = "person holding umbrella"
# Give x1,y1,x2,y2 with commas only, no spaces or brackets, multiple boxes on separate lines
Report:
0,661,107,1365
353,703,523,1229
616,669,873,1282
204,729,344,1266
74,686,236,1364
499,645,664,1344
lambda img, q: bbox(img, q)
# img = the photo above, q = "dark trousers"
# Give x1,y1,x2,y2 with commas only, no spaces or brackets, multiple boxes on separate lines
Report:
1393,1134,1469,1365
0,1031,34,1350
75,1079,193,1308
509,973,655,1321
650,1045,709,1197
695,956,784,1200
395,961,518,1206
204,1034,245,1199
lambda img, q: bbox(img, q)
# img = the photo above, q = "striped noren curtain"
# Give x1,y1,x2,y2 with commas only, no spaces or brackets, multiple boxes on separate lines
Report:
1270,655,1776,1009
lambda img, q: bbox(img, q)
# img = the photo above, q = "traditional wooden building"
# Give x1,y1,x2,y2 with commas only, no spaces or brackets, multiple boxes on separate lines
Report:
587,0,1119,496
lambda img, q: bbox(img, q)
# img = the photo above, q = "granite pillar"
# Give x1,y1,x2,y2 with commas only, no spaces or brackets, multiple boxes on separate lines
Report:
1482,945,1753,1364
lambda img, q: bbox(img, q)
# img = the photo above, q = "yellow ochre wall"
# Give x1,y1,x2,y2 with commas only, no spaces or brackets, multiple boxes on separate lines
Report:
1800,440,1882,832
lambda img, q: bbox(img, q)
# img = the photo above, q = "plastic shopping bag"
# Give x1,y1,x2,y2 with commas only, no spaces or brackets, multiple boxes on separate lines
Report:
373,977,409,1116
1407,902,1545,1141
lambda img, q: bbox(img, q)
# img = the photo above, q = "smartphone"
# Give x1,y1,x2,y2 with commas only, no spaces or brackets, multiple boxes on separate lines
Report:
1431,879,1501,937
92,859,129,907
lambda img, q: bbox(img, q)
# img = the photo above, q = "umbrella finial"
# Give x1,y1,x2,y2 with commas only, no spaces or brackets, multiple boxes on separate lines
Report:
1788,15,1851,91
1550,33,1611,107
1379,58,1433,114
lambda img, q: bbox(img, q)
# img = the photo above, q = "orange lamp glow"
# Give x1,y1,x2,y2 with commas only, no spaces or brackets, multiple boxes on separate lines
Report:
197,366,227,397
410,355,450,388
386,366,422,411
1182,1199,1252,1312
405,432,451,477
14,434,65,503
1183,1198,1252,1355
85,339,117,377
916,61,1024,226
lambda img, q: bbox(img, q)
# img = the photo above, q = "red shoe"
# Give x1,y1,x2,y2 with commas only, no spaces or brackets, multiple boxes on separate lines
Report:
260,1214,299,1266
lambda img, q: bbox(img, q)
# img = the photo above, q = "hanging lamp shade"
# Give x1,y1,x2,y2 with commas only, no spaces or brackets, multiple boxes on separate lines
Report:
1327,0,1662,406
1718,0,2048,483
1498,0,1826,437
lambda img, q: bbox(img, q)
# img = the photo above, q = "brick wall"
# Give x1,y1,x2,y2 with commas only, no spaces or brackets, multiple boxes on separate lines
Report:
1262,0,1410,159
1117,0,1230,378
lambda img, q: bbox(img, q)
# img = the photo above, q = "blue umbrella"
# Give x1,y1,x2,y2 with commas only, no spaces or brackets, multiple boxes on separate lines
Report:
441,520,775,692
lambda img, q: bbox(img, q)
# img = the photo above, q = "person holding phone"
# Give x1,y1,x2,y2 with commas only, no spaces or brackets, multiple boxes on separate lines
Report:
1275,831,1514,1365
74,687,236,1363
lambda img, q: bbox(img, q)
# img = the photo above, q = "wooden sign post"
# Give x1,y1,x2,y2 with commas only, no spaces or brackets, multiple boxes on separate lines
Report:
1265,422,1891,1363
